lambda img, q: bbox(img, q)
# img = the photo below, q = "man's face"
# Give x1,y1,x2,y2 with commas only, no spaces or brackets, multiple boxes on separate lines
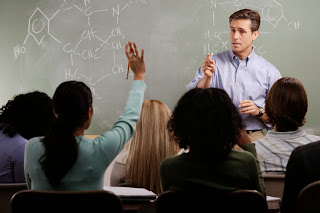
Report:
229,19,259,60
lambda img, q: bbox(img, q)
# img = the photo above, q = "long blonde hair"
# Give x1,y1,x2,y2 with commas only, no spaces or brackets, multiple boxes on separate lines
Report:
124,100,179,194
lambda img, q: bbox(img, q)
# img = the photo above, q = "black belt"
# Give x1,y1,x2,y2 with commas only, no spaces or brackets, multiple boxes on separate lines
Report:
246,129,262,134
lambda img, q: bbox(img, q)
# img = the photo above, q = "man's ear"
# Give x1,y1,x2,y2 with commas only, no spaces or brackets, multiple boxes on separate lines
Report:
252,30,259,41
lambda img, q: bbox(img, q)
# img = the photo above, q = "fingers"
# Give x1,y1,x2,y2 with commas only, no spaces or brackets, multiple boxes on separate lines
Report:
133,42,139,57
204,70,213,77
126,41,143,60
125,43,130,60
202,53,214,71
141,48,144,60
238,100,254,108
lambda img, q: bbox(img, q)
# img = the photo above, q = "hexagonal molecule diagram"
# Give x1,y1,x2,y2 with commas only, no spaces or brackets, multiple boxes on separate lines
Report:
262,0,287,29
27,7,61,45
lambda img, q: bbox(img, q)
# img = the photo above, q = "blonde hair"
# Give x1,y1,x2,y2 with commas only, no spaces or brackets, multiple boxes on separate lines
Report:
124,100,179,195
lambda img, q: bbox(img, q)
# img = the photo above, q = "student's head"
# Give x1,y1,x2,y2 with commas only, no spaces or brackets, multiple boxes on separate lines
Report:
168,88,244,157
266,77,308,132
125,100,179,194
0,91,54,139
229,9,260,59
40,80,92,187
52,80,93,131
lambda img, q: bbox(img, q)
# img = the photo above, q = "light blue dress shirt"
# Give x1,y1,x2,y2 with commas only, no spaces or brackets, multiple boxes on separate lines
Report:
186,49,281,131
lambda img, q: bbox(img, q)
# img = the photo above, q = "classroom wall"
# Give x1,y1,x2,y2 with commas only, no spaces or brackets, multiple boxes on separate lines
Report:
1,0,319,135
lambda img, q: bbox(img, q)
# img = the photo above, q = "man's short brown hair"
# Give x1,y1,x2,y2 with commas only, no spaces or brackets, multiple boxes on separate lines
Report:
229,9,260,32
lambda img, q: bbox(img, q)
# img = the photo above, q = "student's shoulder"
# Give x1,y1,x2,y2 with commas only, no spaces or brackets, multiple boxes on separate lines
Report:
26,136,43,148
161,153,189,167
294,140,320,154
230,148,256,162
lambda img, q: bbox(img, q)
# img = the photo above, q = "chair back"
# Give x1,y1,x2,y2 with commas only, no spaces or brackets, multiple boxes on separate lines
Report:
11,189,124,213
0,183,27,213
229,189,268,213
263,174,285,198
156,189,268,213
296,180,320,213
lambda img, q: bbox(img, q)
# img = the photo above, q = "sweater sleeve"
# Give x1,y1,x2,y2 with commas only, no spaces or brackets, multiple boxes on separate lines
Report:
94,80,146,164
242,143,266,197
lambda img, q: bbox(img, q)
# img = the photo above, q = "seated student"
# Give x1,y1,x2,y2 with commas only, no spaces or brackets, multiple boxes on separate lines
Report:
281,140,320,213
110,99,180,195
160,88,265,197
0,91,54,183
24,41,146,190
254,77,320,174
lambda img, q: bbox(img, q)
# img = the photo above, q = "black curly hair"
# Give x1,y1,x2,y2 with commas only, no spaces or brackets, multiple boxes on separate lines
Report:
0,91,54,139
168,88,244,158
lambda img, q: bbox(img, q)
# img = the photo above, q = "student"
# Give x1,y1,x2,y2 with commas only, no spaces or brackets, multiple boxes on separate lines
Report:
160,88,265,197
186,9,281,141
254,77,320,174
110,99,180,195
24,41,146,190
281,140,320,213
0,91,54,183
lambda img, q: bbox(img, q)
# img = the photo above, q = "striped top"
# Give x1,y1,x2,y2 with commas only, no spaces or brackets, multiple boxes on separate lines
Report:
254,129,320,174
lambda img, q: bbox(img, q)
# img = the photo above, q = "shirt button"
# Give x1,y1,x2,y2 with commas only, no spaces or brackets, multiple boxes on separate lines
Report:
237,83,240,86
235,97,238,100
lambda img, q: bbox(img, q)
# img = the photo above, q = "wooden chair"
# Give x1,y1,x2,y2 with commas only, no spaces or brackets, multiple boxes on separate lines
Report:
156,189,268,213
263,173,285,198
0,183,27,213
296,180,320,213
11,189,124,213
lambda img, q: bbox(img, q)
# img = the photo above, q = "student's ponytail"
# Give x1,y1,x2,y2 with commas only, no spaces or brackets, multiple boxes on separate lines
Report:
39,81,92,187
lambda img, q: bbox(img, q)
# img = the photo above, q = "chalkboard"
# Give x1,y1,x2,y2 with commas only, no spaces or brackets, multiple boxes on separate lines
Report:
1,0,319,135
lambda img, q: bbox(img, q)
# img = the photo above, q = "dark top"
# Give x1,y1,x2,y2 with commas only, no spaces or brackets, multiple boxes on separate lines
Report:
160,143,266,197
281,140,320,213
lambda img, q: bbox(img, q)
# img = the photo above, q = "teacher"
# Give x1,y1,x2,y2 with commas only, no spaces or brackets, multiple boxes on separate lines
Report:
186,9,281,141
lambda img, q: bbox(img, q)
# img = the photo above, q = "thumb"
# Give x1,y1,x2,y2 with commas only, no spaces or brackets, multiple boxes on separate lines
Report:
206,53,210,59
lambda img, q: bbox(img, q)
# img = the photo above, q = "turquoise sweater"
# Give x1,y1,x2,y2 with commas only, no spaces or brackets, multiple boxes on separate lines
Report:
160,143,266,197
24,80,146,190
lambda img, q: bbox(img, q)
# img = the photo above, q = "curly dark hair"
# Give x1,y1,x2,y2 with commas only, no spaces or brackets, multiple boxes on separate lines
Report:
0,91,54,139
40,81,92,187
266,77,308,132
168,88,244,158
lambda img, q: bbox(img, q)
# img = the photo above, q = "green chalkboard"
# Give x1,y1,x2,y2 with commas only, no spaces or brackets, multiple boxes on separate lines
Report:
1,0,319,135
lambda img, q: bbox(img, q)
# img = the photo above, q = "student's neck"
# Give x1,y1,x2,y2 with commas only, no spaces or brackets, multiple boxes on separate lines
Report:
73,128,85,136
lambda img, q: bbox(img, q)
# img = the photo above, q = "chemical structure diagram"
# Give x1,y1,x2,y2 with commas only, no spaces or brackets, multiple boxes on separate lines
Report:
13,0,147,115
203,0,301,55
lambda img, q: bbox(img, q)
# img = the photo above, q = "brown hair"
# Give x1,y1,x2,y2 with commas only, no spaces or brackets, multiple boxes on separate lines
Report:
266,77,308,132
229,9,260,32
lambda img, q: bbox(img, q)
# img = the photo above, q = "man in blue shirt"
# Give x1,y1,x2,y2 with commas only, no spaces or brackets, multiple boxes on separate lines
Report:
186,9,281,141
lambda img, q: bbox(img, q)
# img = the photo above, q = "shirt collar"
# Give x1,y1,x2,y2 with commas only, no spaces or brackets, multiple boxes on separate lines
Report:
265,128,307,139
228,48,256,67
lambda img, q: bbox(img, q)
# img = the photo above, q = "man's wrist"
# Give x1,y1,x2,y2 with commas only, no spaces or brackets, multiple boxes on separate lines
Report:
256,106,264,117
